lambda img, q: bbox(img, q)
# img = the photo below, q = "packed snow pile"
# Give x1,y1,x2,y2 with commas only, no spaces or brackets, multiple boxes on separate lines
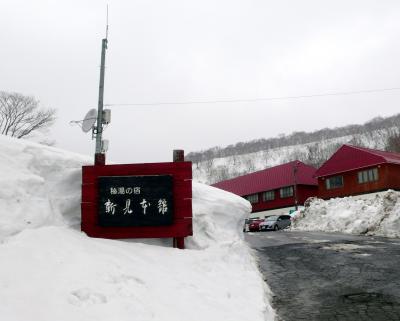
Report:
0,135,92,240
291,191,400,238
187,182,251,249
0,135,274,321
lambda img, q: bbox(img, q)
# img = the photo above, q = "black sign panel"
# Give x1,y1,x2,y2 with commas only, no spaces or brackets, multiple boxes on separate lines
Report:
98,175,173,227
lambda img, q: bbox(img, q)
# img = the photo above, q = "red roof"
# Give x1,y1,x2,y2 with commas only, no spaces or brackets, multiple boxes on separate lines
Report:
212,161,317,196
315,144,400,177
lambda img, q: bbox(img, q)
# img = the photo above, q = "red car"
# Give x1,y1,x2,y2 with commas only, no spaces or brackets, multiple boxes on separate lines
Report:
248,219,264,232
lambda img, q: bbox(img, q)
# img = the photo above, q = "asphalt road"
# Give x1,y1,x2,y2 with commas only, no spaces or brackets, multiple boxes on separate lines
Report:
246,230,400,321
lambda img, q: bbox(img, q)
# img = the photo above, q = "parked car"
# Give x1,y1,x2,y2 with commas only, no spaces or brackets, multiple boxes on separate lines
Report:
248,219,264,232
243,218,258,232
243,219,250,232
259,215,291,231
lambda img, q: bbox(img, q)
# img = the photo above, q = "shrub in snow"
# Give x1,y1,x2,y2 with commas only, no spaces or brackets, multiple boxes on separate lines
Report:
292,191,400,238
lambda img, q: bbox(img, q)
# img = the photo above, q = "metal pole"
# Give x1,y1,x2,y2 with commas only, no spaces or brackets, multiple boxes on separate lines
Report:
293,161,298,210
95,38,108,165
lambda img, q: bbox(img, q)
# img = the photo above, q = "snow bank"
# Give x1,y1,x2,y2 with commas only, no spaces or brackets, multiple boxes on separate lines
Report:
0,226,273,321
291,191,400,238
0,135,92,240
0,135,274,321
187,182,251,249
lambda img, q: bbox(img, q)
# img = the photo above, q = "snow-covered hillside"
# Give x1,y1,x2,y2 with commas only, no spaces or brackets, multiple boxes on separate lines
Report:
193,127,397,184
291,190,400,238
0,135,275,321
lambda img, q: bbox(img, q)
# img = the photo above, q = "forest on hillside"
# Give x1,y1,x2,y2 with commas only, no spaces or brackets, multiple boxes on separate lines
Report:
188,113,400,184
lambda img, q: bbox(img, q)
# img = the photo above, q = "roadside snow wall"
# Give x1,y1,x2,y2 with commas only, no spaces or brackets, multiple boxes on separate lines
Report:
0,135,91,240
0,135,274,321
291,191,400,238
187,182,251,249
0,134,252,246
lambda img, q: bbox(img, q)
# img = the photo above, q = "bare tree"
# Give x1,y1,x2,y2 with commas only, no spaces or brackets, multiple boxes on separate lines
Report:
386,132,400,153
304,142,341,168
0,91,56,138
243,157,256,173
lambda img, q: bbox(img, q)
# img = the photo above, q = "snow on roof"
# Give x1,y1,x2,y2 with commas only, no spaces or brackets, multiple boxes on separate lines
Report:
316,144,400,177
212,160,317,196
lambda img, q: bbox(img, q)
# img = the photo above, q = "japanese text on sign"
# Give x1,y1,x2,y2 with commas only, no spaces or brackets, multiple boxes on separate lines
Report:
98,175,173,227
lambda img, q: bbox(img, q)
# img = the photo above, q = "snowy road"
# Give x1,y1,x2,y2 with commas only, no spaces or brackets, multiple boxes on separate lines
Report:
246,231,400,321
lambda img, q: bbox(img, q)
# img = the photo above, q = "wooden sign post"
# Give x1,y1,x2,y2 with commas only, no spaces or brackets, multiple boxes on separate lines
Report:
173,149,185,249
81,152,192,249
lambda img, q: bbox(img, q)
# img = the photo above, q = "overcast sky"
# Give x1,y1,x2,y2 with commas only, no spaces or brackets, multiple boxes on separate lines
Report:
1,0,400,163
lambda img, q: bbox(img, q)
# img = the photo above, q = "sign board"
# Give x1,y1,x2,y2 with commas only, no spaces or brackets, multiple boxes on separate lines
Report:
98,175,173,227
81,162,192,240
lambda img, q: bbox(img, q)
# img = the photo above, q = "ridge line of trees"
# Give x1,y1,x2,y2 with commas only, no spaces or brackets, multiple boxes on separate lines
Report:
187,114,400,163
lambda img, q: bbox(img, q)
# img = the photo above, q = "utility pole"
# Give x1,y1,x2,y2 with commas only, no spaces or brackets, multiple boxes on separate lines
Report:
293,161,299,210
94,10,109,165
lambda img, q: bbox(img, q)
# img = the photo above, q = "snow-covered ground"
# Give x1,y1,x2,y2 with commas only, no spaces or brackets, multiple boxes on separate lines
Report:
0,135,275,321
291,191,400,238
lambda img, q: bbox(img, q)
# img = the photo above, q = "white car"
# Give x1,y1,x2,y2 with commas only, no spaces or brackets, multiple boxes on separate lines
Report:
259,215,291,231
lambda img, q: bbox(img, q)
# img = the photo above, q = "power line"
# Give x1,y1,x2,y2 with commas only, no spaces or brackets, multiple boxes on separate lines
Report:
104,87,400,107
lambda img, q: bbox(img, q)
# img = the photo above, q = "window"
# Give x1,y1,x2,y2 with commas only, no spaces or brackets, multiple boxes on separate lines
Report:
245,194,259,204
325,175,343,189
262,190,275,201
358,168,379,184
280,186,294,198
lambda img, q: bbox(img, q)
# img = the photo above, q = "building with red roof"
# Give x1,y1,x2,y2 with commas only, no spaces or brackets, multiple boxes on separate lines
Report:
316,144,400,199
212,161,318,218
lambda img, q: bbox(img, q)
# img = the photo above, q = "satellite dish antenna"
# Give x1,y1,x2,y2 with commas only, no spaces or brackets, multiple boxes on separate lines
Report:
82,109,98,133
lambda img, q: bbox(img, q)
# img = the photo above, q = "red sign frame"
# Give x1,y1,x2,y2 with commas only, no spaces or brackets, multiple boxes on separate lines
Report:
81,162,192,240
